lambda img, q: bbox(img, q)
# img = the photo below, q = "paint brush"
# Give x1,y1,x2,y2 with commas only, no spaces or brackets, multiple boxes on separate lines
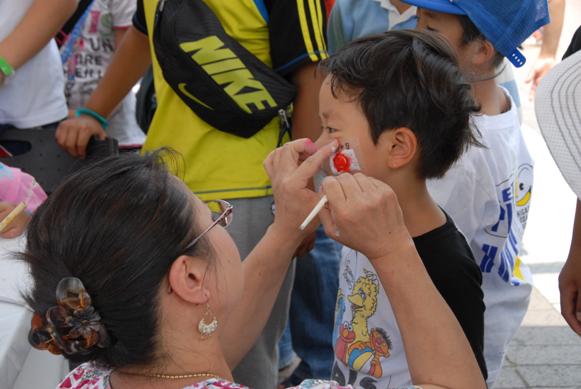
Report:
299,195,328,231
0,202,26,234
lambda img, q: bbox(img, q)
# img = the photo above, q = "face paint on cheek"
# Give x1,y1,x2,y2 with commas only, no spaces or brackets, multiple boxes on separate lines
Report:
328,142,362,176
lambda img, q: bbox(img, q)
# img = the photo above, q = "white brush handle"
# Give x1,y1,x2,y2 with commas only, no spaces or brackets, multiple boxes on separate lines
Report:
299,195,328,231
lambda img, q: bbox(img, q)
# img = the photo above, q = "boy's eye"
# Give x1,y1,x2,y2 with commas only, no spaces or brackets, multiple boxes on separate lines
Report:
426,26,438,33
324,126,339,134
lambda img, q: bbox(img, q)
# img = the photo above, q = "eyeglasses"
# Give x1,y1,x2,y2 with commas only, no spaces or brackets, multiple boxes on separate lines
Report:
184,200,233,252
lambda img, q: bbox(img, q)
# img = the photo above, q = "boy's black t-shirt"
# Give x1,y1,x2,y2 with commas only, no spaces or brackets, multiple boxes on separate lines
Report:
413,214,487,380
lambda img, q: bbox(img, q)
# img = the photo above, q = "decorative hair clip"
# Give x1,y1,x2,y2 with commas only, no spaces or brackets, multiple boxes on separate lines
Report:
28,277,110,355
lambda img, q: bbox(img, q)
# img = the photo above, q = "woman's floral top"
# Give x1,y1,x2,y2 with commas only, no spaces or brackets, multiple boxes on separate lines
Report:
57,363,355,389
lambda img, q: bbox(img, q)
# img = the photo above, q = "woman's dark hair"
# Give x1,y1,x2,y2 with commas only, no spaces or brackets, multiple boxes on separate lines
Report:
23,151,207,368
458,15,505,69
321,29,480,179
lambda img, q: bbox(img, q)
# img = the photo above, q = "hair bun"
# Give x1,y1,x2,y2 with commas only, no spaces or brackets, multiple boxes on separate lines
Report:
28,277,110,356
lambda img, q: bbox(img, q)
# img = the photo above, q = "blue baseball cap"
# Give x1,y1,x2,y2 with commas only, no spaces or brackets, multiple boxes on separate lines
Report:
402,0,550,68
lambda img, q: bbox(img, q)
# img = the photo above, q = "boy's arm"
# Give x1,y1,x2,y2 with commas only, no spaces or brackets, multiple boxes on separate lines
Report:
559,199,581,335
319,174,486,388
525,0,565,96
0,0,78,84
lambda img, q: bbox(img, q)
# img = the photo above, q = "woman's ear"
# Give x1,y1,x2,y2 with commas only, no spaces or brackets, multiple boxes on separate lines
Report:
167,255,211,305
379,127,418,170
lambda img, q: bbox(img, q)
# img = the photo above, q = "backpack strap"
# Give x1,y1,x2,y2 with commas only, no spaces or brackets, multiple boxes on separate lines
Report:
56,0,94,48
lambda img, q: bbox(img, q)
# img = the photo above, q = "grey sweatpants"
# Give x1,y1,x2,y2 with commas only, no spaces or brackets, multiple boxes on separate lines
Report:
228,196,296,389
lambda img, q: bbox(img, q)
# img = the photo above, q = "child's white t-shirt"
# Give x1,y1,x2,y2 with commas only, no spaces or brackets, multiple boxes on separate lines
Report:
427,89,533,385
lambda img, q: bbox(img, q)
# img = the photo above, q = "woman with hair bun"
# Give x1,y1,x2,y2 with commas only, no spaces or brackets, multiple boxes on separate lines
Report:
24,139,484,389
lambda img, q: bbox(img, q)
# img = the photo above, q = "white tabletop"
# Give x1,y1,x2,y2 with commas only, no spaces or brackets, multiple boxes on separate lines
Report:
0,237,68,389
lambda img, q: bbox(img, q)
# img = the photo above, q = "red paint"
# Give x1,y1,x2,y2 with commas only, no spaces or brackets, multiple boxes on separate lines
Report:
333,152,351,173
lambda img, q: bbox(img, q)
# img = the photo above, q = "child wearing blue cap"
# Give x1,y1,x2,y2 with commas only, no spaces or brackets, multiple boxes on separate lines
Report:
327,0,523,111
401,0,550,386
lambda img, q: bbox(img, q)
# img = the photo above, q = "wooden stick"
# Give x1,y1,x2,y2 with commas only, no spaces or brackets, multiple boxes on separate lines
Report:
299,195,328,231
0,202,26,234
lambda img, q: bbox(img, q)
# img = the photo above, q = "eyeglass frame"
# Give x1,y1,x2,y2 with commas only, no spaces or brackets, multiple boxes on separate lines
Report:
184,199,233,252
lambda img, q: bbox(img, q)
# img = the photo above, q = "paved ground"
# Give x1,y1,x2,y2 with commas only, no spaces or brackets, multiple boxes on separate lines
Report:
496,289,581,389
495,2,581,387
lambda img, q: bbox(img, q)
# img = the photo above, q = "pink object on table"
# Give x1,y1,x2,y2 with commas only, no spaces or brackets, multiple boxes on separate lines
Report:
0,162,47,214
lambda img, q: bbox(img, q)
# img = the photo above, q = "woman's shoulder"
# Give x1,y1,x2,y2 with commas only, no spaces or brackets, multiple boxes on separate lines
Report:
57,363,111,389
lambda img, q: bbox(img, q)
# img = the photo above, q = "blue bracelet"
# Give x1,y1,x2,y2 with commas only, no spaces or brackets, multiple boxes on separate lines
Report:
75,107,109,129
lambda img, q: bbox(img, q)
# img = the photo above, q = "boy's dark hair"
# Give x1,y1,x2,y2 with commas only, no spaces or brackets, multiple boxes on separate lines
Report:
458,15,505,69
321,30,480,179
23,152,209,368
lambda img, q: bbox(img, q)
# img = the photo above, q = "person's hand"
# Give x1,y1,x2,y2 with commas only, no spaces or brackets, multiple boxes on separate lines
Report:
0,202,31,239
264,138,338,244
559,252,581,336
56,115,107,159
525,56,557,99
319,173,413,261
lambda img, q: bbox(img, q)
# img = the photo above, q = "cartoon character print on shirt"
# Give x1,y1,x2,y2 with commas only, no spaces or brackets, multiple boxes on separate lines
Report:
480,163,533,285
515,164,533,226
335,269,392,378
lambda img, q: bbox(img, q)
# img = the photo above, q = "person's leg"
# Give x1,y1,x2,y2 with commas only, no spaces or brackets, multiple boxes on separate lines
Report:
228,196,295,389
288,227,342,382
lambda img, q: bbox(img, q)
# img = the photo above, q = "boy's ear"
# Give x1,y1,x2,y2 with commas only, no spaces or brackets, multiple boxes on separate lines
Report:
470,38,497,69
378,127,417,170
167,255,211,305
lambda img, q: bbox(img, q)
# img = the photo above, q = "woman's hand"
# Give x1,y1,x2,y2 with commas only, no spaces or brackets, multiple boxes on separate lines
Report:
319,173,414,261
264,138,338,244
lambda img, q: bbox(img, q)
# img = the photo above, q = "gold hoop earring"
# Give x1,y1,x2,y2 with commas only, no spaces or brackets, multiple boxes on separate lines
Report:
198,304,218,339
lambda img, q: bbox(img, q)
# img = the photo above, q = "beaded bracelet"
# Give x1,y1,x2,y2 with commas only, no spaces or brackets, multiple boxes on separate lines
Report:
0,57,15,78
75,107,109,129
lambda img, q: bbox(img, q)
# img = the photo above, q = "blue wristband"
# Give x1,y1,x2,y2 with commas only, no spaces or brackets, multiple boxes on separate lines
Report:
75,107,109,129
